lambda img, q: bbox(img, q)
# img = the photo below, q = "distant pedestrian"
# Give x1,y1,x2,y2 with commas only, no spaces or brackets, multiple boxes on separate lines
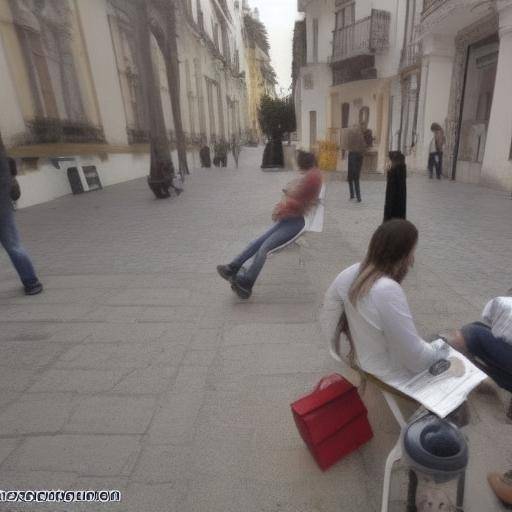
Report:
216,151,322,299
231,135,241,169
199,145,211,168
428,122,445,179
0,140,43,295
213,140,228,167
383,151,407,222
345,122,368,202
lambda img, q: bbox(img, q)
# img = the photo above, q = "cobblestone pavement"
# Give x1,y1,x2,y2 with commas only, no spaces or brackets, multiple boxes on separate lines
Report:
0,147,511,512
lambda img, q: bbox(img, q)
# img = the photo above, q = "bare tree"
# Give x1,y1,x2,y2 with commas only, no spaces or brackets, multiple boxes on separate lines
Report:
134,0,181,198
150,0,189,176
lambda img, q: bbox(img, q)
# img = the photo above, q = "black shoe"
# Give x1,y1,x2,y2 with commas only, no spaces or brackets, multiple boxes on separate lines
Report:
217,264,239,282
357,198,362,203
24,281,43,295
231,278,252,300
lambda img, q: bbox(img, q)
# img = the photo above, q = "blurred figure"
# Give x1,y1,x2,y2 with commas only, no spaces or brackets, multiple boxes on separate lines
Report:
428,122,445,179
345,122,369,202
383,151,407,222
0,147,43,295
217,151,322,299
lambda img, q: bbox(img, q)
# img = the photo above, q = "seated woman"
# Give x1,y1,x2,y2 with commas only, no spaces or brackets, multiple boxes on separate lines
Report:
217,151,322,299
323,219,448,384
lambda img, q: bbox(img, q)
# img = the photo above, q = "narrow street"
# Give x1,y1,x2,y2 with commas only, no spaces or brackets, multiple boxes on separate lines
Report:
0,147,511,511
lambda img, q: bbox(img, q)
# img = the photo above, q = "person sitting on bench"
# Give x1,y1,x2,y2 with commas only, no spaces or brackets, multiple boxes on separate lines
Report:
323,219,448,383
217,151,322,299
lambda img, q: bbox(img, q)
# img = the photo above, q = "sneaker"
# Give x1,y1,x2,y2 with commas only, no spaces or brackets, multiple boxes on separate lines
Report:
24,281,43,296
488,471,512,506
231,277,252,300
216,264,239,282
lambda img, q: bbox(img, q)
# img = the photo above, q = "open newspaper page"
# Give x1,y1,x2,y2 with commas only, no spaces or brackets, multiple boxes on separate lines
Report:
384,343,487,418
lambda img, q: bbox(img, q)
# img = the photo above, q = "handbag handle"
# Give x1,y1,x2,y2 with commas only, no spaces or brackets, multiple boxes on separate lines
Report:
315,374,343,391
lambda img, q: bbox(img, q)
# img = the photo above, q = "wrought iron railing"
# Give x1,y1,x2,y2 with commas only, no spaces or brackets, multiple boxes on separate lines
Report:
332,9,390,63
400,41,422,69
422,0,446,17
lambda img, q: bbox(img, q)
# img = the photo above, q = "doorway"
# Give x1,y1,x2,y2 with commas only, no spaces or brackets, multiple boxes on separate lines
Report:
456,35,499,183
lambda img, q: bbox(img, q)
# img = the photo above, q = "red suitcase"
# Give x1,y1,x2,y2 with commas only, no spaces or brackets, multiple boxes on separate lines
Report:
291,374,373,470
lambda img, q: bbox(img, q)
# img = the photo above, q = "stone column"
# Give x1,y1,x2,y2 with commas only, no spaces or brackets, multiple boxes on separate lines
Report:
481,1,512,191
417,34,455,172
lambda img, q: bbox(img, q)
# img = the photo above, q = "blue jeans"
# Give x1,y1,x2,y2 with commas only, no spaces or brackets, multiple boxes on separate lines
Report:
0,207,38,286
231,216,305,285
462,322,512,392
428,152,443,179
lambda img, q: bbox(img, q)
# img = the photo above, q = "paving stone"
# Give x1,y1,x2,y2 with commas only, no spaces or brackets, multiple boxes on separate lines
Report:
64,396,157,434
131,445,192,483
147,392,204,445
0,396,74,435
3,435,141,476
28,369,128,393
111,366,177,394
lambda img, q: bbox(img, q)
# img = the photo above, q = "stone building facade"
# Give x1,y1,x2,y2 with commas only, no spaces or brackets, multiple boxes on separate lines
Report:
293,0,512,191
0,0,258,208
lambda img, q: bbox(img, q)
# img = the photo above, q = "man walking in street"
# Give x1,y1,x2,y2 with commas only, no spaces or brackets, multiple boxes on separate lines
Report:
344,122,368,202
0,135,43,295
428,122,445,179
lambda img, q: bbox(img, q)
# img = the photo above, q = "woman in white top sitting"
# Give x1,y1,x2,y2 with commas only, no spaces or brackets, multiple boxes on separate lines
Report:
323,219,447,384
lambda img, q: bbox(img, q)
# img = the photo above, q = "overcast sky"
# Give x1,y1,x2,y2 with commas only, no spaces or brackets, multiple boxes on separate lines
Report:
248,0,298,94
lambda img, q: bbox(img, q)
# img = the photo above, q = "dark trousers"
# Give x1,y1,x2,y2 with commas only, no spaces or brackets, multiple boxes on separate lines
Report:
462,322,512,392
428,152,443,179
347,152,363,201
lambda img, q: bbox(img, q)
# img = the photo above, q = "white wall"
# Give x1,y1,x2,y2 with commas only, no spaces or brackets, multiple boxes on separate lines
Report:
298,64,331,148
76,0,128,145
0,22,27,146
414,34,455,170
305,0,335,64
481,3,512,191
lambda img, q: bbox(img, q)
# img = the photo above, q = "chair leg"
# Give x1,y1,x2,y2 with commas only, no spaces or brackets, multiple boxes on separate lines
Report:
381,440,403,512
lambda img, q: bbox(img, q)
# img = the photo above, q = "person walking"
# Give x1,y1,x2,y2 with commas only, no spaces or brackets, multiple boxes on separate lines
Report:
231,135,241,169
0,138,43,295
383,151,407,222
216,151,322,299
428,122,445,179
345,122,368,202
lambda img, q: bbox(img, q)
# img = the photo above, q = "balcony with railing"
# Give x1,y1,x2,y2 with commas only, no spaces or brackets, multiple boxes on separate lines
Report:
331,9,390,63
400,40,422,70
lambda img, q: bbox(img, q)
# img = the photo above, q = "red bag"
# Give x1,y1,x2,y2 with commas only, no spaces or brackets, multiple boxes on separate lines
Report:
291,374,373,470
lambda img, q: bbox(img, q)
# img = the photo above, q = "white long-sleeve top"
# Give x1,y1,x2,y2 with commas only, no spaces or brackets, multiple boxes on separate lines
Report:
322,263,447,382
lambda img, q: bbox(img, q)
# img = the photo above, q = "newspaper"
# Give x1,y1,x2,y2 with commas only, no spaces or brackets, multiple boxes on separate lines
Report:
385,344,487,418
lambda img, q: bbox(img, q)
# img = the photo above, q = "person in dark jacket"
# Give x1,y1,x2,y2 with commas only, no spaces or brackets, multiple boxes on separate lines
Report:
0,140,43,295
383,151,407,222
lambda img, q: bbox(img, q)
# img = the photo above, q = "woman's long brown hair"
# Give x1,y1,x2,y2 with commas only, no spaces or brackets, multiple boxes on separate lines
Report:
348,219,418,305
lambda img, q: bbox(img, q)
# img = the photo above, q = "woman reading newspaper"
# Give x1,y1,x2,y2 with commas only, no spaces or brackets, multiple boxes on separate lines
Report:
320,219,485,417
322,219,448,382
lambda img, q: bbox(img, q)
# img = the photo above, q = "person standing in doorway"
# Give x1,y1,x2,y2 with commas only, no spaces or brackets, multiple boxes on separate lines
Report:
428,122,445,179
0,139,43,295
345,122,368,202
383,151,407,222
